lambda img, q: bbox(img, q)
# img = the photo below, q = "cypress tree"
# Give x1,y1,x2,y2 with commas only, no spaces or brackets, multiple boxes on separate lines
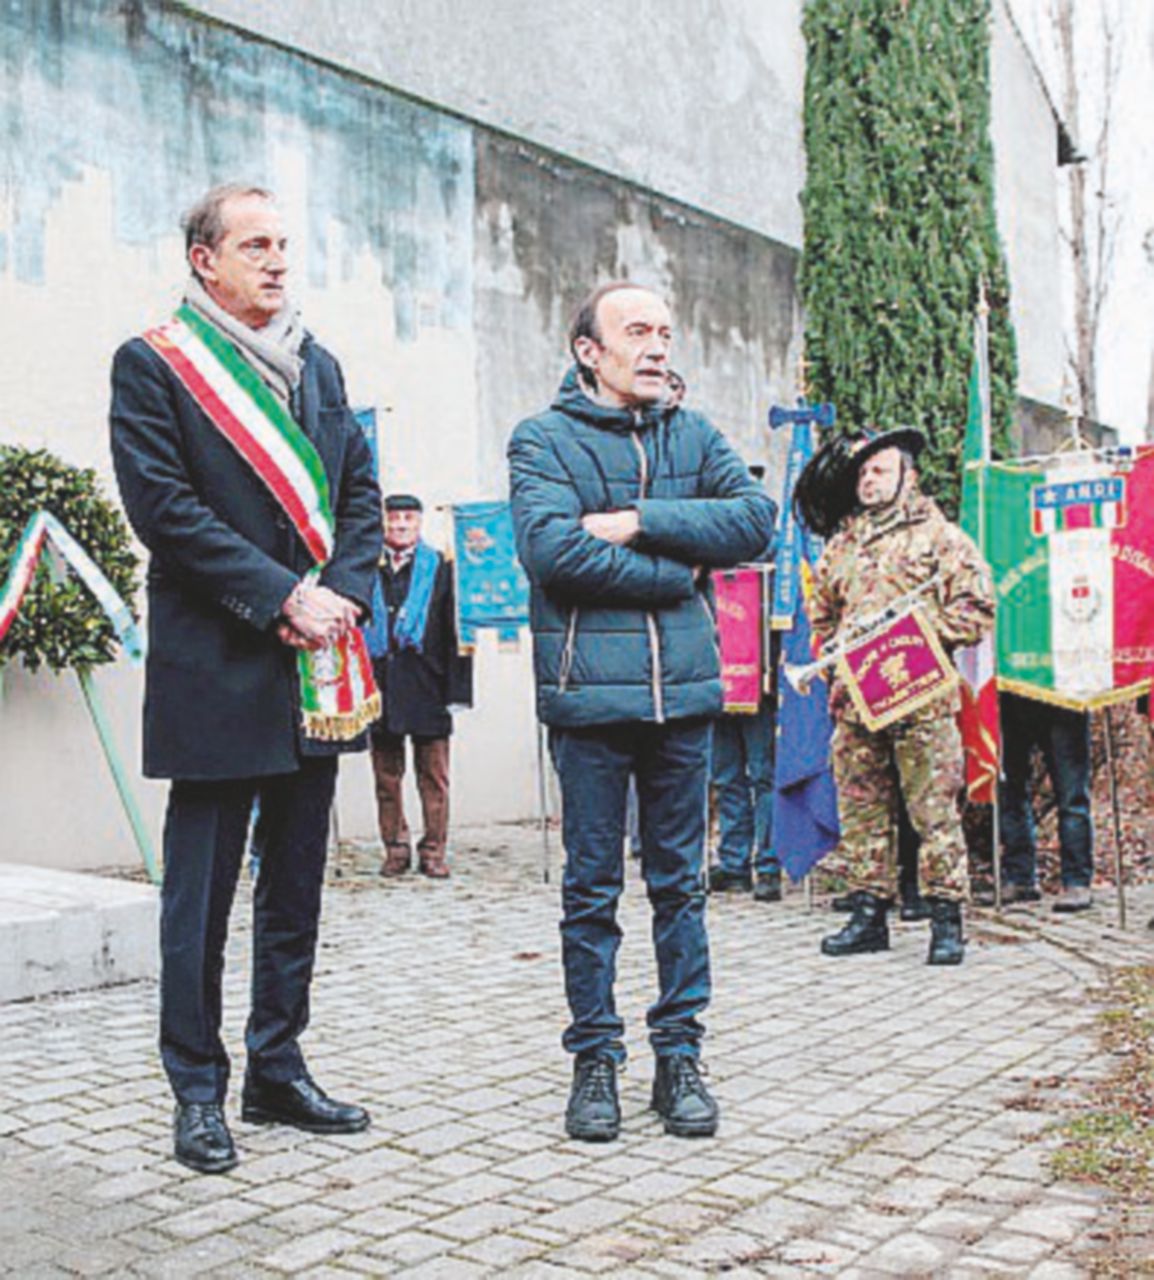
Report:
801,0,1017,512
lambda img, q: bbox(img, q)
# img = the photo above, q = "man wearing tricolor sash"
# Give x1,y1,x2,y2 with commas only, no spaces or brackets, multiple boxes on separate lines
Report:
796,428,994,966
110,184,381,1174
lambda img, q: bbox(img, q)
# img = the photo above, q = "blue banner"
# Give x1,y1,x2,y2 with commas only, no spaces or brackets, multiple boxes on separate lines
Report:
773,575,841,881
770,419,824,628
353,407,380,480
766,406,840,879
451,501,530,650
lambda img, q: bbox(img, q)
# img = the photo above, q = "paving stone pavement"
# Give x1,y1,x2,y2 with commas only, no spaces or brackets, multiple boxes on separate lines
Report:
2,822,1151,1278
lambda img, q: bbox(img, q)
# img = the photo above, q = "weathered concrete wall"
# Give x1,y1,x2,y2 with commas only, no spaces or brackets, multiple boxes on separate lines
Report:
189,0,1067,422
186,0,808,251
473,134,800,492
0,1,800,870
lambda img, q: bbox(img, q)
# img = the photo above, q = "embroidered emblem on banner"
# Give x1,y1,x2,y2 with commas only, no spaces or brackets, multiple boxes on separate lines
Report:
1031,475,1127,535
837,606,957,731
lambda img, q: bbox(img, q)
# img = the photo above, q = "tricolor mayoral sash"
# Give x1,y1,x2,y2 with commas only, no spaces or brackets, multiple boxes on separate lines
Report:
837,606,957,732
142,305,381,742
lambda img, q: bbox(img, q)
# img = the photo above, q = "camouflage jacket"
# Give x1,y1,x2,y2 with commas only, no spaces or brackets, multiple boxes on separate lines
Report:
809,483,995,721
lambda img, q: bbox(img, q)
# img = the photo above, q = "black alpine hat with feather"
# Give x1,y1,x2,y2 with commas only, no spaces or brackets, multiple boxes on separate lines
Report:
793,427,926,539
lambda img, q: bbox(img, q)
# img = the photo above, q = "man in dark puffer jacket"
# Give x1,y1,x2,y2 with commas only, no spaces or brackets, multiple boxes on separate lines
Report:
508,282,776,1141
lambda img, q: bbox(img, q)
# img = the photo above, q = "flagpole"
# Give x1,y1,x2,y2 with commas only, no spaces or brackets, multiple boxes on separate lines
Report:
1102,707,1127,929
975,286,1004,913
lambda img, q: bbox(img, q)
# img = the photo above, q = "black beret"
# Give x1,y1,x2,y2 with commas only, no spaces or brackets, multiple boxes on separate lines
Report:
384,493,423,512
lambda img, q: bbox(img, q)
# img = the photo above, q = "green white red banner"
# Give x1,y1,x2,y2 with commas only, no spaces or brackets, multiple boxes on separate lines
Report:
984,447,1154,709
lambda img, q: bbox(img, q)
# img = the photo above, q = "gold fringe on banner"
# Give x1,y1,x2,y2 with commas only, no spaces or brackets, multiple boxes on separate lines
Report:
302,691,382,742
995,676,1151,713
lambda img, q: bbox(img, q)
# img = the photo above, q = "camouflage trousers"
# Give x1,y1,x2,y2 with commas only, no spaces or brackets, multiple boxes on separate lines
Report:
830,711,969,902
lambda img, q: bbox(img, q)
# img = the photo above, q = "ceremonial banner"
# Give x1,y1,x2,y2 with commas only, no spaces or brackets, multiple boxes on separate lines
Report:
713,567,764,712
771,420,821,628
773,560,841,880
838,607,958,731
353,407,380,478
451,501,530,651
985,448,1154,708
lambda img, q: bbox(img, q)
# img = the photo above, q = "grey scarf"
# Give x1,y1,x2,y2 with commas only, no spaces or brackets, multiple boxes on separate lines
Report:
184,275,305,406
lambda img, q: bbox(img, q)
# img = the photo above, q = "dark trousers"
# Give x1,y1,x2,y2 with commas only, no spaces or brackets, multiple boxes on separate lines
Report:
160,756,337,1103
999,692,1093,888
549,717,712,1064
370,733,450,858
713,705,777,877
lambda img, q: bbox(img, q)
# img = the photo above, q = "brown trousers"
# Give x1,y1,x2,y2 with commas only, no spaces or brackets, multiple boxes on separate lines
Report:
371,734,451,863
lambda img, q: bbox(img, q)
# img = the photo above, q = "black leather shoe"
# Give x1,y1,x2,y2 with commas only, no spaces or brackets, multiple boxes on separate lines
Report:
821,892,890,956
565,1054,620,1142
174,1102,238,1174
708,866,752,893
242,1075,370,1134
899,894,932,922
926,896,966,965
651,1056,719,1137
831,889,864,913
753,870,783,903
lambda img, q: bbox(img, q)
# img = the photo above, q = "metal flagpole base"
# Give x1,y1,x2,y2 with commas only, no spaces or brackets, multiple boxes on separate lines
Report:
537,721,551,885
1103,707,1127,930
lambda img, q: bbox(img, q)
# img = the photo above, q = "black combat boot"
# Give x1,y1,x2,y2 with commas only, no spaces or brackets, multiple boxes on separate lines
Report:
565,1053,620,1141
651,1056,719,1137
821,892,890,956
708,865,752,893
899,892,932,922
753,869,783,903
926,897,965,965
831,888,864,913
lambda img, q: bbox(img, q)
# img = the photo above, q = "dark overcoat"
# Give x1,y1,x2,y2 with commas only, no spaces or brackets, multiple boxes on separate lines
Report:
110,331,381,781
370,551,474,740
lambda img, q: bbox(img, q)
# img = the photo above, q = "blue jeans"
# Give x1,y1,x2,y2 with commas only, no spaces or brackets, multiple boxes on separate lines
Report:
713,706,778,877
549,718,712,1064
999,692,1093,889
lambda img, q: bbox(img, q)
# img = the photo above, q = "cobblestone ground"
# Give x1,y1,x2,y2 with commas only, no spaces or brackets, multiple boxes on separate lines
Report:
2,822,1151,1278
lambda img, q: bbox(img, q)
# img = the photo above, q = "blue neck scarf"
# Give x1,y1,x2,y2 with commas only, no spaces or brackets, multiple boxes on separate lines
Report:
365,540,439,658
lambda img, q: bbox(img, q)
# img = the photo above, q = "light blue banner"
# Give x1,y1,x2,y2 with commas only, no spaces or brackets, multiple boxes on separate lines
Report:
451,501,530,648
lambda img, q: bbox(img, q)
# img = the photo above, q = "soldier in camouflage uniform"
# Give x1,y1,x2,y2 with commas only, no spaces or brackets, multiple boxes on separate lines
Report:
800,428,994,965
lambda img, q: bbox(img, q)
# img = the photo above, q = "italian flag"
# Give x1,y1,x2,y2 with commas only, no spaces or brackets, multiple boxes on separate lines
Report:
984,447,1154,708
956,309,999,803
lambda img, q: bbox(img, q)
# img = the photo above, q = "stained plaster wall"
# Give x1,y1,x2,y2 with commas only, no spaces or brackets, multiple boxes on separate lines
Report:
188,0,1066,421
0,1,801,870
185,0,808,252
